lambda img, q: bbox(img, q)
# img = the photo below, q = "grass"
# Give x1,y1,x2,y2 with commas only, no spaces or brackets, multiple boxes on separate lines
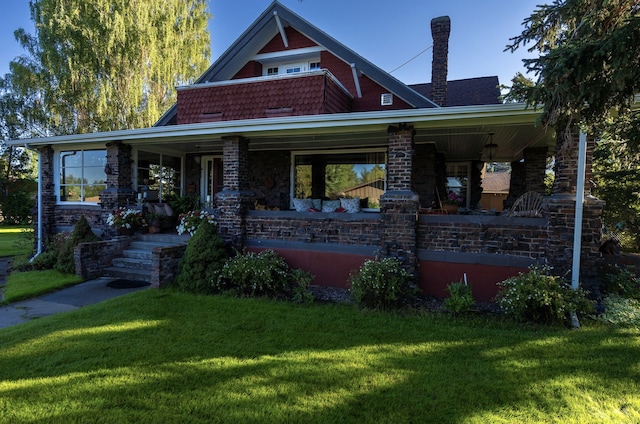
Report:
0,225,33,258
1,270,83,304
0,291,638,423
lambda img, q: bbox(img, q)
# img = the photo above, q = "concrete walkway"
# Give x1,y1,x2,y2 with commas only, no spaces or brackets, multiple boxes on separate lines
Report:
0,261,151,330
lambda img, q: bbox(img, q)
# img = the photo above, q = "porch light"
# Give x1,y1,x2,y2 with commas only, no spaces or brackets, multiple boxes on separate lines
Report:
483,132,498,161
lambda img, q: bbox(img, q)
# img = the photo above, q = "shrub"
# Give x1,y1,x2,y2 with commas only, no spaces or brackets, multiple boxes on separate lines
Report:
0,190,35,225
174,219,228,294
349,257,418,310
596,294,640,327
214,249,314,302
444,279,475,314
54,215,101,274
496,265,594,326
600,264,640,299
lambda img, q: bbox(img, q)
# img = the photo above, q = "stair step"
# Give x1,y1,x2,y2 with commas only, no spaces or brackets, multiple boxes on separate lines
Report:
122,249,153,260
137,234,190,245
112,257,153,270
103,266,152,283
130,241,174,251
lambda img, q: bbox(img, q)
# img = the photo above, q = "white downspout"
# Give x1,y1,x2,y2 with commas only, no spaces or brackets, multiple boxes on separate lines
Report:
24,144,43,261
570,130,587,328
572,131,587,290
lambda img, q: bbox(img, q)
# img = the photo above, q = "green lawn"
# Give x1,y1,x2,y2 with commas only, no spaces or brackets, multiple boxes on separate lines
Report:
1,270,83,304
0,225,33,258
0,291,638,423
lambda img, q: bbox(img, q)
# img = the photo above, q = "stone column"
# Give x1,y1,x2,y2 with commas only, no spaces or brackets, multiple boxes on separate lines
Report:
544,128,604,292
523,146,548,195
38,145,57,242
380,124,419,274
99,141,136,234
215,136,255,249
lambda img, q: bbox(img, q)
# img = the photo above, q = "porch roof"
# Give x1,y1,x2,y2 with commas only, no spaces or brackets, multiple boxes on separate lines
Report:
13,102,555,163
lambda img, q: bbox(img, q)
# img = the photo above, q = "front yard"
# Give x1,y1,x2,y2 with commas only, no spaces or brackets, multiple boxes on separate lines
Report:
0,290,638,423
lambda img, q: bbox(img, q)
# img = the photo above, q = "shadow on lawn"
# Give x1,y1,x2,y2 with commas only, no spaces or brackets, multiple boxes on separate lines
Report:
0,290,638,423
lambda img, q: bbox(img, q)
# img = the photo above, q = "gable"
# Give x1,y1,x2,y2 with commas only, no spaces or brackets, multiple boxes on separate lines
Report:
155,1,435,126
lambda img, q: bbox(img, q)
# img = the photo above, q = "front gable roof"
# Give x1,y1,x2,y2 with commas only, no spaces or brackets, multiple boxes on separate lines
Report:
156,1,437,126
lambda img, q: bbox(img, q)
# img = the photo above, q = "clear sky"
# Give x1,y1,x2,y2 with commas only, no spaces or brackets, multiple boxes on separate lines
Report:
0,0,542,88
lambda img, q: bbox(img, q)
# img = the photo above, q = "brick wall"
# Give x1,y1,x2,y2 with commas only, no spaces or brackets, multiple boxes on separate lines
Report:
74,238,131,279
248,151,291,209
151,245,187,288
418,215,547,258
430,16,451,106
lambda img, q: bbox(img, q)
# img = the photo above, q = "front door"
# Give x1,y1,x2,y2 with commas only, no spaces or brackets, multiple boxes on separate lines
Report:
201,156,223,206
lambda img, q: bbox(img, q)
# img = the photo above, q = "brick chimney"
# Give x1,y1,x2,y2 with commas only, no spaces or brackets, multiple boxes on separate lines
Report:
430,16,450,107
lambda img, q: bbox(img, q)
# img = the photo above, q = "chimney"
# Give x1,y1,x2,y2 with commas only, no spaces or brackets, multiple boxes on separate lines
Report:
430,16,450,107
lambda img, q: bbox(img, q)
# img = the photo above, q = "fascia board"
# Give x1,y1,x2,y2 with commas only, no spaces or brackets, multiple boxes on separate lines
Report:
14,103,539,147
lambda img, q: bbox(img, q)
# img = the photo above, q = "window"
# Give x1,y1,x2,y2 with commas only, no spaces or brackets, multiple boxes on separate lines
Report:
267,67,279,76
136,151,182,201
58,149,107,203
263,58,321,77
293,150,386,208
309,62,321,70
446,163,470,208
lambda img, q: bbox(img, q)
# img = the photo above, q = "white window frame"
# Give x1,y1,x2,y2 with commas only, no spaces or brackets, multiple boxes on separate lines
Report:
54,146,107,205
133,149,184,202
446,162,472,209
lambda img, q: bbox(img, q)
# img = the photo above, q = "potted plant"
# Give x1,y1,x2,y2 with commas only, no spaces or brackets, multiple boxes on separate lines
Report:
107,207,147,235
176,210,216,236
146,212,168,233
442,191,464,214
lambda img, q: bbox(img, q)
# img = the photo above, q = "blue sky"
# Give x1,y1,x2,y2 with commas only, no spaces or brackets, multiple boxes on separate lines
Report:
0,0,541,87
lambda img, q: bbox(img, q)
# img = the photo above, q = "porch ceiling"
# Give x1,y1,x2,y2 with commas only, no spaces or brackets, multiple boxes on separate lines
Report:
15,103,556,163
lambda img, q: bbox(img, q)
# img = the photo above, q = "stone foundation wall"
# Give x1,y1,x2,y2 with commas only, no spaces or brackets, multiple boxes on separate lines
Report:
245,211,382,246
418,215,548,259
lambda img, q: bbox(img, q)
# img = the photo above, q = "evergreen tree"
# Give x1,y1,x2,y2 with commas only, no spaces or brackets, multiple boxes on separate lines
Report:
10,0,211,134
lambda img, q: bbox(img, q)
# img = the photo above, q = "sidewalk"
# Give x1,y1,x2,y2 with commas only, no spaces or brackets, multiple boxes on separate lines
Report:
0,260,150,330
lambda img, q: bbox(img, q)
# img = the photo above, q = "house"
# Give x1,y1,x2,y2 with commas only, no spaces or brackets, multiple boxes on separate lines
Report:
12,1,604,301
480,171,510,212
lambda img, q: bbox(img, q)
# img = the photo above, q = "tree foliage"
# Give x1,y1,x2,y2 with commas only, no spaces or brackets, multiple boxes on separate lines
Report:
10,0,211,135
506,0,640,131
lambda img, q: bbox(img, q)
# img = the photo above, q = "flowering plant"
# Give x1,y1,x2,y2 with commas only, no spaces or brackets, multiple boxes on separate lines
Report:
444,191,465,206
107,207,146,229
176,210,215,236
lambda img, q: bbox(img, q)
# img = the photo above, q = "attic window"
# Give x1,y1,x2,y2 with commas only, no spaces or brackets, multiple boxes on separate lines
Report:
267,67,279,76
381,93,394,106
310,62,321,70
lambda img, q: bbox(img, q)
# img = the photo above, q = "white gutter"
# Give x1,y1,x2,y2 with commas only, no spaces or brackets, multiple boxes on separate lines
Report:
6,103,542,147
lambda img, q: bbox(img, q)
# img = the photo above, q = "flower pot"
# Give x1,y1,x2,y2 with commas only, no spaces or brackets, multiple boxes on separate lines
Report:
117,227,134,236
442,204,459,214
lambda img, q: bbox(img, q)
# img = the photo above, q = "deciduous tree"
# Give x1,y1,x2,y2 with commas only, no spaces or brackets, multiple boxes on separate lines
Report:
10,0,211,135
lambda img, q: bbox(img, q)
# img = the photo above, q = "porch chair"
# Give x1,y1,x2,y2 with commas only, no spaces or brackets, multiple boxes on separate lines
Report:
509,191,544,218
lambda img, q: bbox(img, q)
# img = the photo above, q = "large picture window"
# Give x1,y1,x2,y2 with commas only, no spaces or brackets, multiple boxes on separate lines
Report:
293,150,386,208
58,149,107,203
136,151,182,201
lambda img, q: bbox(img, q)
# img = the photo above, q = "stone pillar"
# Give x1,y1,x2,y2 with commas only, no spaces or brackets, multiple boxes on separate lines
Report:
505,160,526,209
38,145,57,242
99,142,136,234
523,146,548,195
215,136,255,249
545,128,604,291
380,125,419,274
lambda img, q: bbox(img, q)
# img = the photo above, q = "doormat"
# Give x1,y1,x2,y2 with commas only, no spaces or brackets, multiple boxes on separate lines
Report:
106,279,150,289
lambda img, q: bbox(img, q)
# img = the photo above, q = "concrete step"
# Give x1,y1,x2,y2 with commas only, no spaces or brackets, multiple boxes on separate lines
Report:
112,257,153,271
122,249,153,260
137,233,190,245
130,241,173,251
103,266,152,283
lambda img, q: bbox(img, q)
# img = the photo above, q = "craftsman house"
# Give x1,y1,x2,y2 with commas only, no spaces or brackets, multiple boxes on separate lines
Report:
14,1,604,301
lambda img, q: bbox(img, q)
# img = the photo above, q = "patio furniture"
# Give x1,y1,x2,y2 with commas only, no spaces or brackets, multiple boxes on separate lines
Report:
509,191,544,217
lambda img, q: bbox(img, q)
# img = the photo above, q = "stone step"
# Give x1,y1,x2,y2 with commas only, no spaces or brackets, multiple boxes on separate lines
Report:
122,249,153,260
103,266,152,283
130,240,173,251
137,233,190,245
112,257,153,271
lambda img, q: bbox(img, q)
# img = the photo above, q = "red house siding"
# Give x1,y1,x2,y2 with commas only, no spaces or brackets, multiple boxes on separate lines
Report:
233,61,262,79
320,51,413,111
177,73,352,124
258,27,318,53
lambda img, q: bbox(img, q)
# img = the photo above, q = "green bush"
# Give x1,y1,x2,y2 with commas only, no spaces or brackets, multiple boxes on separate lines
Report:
600,264,640,299
496,265,594,326
349,257,418,310
444,279,475,314
54,215,101,274
174,219,228,294
214,249,314,302
0,191,35,225
596,294,640,327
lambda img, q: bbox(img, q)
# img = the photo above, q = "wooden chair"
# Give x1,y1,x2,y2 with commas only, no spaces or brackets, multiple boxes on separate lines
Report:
509,191,544,217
